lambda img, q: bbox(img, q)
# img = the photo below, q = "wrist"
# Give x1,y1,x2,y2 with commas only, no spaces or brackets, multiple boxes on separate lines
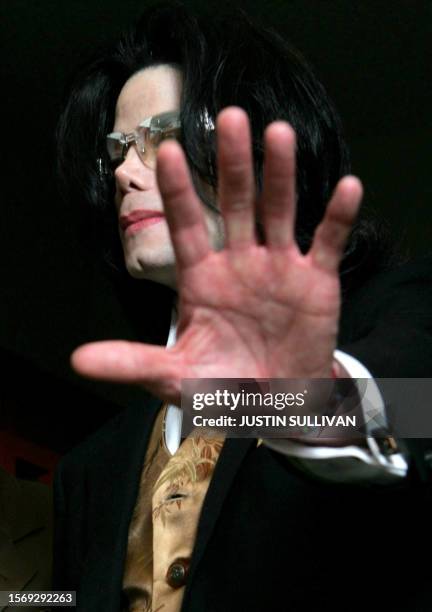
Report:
299,355,367,448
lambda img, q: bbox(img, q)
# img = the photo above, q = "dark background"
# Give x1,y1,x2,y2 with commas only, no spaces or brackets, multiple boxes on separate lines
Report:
0,0,430,472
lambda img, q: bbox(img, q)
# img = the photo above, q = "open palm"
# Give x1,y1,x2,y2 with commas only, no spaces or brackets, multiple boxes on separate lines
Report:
72,107,362,406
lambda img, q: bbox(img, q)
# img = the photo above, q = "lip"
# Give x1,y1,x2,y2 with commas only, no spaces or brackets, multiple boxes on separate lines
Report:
119,209,165,235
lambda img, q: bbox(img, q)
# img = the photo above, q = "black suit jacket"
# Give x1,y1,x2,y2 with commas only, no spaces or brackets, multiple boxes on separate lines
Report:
54,256,432,611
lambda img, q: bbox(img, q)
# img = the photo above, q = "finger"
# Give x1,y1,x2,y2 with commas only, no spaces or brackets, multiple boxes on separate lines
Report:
71,341,183,403
156,140,211,269
259,122,297,249
308,176,363,272
217,107,256,248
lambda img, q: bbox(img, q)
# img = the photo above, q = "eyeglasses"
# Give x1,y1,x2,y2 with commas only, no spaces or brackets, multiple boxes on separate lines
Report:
96,108,216,178
97,110,182,176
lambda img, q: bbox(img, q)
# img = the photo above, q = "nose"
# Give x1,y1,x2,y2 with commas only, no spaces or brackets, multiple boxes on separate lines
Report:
114,146,155,197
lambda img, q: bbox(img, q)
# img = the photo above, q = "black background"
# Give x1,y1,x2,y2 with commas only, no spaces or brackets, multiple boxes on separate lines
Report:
0,0,430,452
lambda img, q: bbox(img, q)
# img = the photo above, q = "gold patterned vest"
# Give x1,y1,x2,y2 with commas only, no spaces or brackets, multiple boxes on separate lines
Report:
122,405,225,612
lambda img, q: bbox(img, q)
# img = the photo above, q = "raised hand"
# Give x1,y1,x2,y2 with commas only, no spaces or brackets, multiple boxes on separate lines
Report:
71,107,363,406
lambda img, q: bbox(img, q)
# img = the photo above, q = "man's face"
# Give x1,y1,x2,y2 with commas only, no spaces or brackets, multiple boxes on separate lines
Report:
113,65,224,289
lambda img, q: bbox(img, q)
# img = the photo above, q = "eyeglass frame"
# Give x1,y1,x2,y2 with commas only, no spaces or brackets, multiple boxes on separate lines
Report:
96,109,215,179
96,109,183,177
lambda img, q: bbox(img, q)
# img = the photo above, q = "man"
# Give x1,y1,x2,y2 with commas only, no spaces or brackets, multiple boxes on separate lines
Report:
54,4,432,610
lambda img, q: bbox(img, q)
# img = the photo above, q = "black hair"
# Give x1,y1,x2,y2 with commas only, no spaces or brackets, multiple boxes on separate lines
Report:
56,2,400,301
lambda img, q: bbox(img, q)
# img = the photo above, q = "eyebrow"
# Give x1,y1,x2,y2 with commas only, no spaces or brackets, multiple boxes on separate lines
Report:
111,125,134,135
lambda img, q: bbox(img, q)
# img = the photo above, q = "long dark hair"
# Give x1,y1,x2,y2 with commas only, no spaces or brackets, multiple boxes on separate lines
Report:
56,2,398,301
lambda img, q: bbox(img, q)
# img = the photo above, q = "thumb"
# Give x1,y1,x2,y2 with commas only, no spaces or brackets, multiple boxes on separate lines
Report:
71,340,183,404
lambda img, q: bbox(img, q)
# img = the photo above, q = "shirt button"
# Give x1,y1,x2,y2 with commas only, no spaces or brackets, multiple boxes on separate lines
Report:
166,558,190,589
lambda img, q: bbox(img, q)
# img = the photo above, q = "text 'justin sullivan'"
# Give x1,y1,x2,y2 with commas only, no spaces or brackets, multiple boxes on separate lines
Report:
192,414,357,428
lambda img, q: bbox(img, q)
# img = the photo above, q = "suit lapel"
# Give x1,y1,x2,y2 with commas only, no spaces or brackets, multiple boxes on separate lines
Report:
78,398,162,611
181,437,255,611
76,400,254,611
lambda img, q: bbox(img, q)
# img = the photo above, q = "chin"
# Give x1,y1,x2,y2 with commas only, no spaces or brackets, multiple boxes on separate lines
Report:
125,251,177,289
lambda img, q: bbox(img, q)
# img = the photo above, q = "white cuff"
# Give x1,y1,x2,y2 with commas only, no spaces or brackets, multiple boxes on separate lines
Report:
262,350,409,484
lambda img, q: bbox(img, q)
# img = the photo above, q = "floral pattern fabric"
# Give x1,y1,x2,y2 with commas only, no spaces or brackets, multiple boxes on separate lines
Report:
122,406,225,612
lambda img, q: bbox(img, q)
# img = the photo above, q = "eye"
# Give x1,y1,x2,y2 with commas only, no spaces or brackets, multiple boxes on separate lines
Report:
151,127,182,147
165,127,182,141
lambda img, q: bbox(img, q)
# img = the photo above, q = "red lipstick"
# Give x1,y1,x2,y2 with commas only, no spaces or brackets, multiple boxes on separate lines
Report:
119,210,165,235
